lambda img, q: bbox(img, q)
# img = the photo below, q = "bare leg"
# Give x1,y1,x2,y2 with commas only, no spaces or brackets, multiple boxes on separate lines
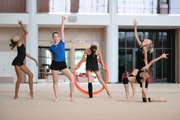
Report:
52,70,59,102
61,68,74,102
124,77,138,102
150,98,167,102
20,65,34,99
14,66,22,100
124,84,130,102
130,83,137,99
95,71,112,98
130,69,138,99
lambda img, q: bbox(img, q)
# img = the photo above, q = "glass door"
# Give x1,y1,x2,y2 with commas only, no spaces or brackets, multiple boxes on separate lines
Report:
119,49,133,83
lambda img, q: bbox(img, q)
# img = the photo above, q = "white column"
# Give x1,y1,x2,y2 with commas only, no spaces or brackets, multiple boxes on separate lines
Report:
26,0,38,83
175,29,180,83
106,0,118,83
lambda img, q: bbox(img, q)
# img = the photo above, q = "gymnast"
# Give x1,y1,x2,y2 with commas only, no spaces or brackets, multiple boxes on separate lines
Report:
130,19,154,99
122,52,168,103
10,20,38,100
79,43,111,98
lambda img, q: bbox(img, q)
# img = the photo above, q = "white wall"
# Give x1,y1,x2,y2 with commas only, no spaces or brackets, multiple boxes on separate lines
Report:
0,52,17,83
0,13,180,83
0,13,180,28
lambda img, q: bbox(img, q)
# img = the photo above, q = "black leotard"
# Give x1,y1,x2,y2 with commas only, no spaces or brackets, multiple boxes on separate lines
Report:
136,70,148,88
12,44,26,66
135,46,146,69
86,53,99,72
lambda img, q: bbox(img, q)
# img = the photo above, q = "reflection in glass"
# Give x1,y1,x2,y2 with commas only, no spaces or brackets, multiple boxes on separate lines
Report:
118,30,175,83
126,49,133,72
155,49,162,82
117,0,158,14
154,31,162,48
162,32,167,47
162,49,168,82
118,49,125,82
126,32,134,48
117,0,179,14
119,32,125,47
49,0,108,13
49,0,70,13
79,0,108,13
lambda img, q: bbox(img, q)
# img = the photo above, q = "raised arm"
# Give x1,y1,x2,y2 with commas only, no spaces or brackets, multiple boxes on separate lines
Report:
17,20,28,44
61,16,65,42
26,53,38,66
133,19,142,46
142,52,169,71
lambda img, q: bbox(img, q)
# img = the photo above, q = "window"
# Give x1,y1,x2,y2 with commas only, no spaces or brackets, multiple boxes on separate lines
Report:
118,29,175,83
74,49,85,74
48,0,108,13
157,0,169,14
38,47,70,69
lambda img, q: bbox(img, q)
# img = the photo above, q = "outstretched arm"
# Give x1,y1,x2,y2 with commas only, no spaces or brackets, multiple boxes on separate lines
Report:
61,16,65,42
142,52,169,71
17,20,28,44
26,53,38,66
133,19,142,46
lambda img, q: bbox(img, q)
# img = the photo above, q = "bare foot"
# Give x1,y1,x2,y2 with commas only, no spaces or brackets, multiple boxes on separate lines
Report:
14,97,18,100
108,93,112,98
160,98,167,102
69,94,74,102
53,99,59,102
126,95,131,102
29,93,34,100
131,93,137,100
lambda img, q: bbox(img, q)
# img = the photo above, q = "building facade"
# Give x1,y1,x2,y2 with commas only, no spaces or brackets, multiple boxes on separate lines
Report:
0,0,180,83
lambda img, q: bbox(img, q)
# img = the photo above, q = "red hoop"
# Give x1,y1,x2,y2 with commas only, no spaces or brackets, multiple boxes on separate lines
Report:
73,59,109,95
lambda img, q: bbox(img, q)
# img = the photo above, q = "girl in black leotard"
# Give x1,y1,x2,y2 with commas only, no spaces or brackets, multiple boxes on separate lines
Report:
10,20,38,100
79,43,111,98
129,19,154,99
123,53,168,102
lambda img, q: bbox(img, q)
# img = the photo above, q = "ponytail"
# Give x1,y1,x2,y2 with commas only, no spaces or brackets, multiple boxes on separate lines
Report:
9,39,16,50
90,45,97,57
149,43,154,53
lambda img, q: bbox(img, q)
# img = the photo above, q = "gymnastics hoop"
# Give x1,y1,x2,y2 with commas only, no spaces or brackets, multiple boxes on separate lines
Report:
73,59,109,95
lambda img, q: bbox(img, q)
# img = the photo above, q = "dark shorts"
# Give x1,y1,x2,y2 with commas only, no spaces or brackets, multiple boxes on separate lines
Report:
86,63,99,72
12,57,24,66
50,60,67,71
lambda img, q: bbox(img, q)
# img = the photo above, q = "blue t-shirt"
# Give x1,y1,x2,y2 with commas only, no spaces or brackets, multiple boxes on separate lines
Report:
49,40,66,62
